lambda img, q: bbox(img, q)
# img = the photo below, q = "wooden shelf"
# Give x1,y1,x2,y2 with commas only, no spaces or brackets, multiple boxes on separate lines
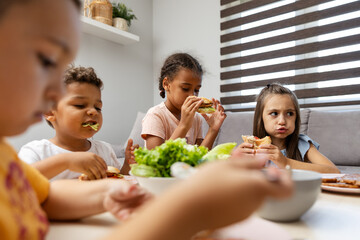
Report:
80,16,140,45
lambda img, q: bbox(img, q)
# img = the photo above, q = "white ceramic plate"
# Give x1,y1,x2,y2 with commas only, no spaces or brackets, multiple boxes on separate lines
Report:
321,174,360,194
198,216,291,240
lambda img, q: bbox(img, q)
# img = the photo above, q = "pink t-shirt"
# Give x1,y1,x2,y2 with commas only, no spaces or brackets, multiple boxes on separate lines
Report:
141,102,203,147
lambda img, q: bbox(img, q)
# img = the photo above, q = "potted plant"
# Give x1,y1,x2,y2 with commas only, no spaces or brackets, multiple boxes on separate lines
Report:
112,2,137,31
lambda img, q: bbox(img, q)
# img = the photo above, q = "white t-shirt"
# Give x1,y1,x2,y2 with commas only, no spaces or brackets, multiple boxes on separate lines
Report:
18,139,123,181
141,102,203,148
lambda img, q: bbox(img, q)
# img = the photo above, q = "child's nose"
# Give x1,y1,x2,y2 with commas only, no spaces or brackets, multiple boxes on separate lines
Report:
278,115,286,124
87,108,98,116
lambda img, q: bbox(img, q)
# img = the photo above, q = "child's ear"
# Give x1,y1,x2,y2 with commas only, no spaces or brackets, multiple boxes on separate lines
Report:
163,77,169,91
44,111,55,122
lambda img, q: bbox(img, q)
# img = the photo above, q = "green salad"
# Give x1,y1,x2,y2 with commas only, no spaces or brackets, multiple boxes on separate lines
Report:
131,138,208,177
131,138,238,178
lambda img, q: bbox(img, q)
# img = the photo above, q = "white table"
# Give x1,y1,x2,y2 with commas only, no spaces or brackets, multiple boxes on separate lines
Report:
47,191,360,240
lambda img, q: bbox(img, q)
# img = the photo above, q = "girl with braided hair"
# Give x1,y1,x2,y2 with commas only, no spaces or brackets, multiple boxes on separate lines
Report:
141,53,226,150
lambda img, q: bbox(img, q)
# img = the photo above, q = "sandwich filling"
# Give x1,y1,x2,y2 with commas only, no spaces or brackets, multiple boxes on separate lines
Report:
82,122,99,131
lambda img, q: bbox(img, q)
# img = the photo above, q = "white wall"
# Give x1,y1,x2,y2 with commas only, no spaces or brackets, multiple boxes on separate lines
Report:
8,0,222,151
152,0,221,105
8,0,154,151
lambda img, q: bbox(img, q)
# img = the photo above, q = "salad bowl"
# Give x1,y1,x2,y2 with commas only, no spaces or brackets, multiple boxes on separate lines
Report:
130,172,181,195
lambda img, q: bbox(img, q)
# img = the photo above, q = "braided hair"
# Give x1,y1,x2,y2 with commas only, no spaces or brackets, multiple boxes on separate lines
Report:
158,53,203,98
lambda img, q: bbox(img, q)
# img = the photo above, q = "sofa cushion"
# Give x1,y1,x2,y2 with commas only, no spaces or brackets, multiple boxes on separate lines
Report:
300,109,310,135
126,111,146,148
307,110,360,166
214,111,255,145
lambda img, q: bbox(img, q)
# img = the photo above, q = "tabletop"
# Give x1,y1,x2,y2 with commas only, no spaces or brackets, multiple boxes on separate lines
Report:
47,191,360,240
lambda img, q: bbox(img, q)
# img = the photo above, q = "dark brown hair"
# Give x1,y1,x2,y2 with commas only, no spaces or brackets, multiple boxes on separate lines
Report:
0,0,81,20
158,53,203,98
64,66,103,89
253,83,302,161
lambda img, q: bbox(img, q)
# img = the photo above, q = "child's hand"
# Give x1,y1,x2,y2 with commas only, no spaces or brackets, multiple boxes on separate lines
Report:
201,98,226,132
125,138,139,165
257,144,288,168
232,142,256,155
179,96,202,130
179,155,293,229
66,152,107,180
103,180,152,220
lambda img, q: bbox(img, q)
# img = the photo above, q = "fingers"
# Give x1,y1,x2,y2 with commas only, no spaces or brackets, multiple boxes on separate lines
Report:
126,138,134,151
232,143,255,156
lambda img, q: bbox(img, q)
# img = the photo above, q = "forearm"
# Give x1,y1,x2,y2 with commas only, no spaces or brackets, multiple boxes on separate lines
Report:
200,128,219,150
32,154,69,179
42,179,112,220
170,124,190,140
120,160,130,175
285,158,340,173
104,182,204,240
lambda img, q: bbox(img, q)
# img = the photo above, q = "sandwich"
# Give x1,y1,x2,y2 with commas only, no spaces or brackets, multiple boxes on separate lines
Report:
82,122,99,131
197,97,215,114
242,135,271,149
78,166,123,180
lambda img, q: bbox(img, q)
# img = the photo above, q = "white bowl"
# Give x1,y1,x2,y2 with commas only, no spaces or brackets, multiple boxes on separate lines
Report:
257,169,321,222
131,173,181,195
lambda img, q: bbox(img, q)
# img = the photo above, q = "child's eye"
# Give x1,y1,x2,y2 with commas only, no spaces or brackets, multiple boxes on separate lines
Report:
194,89,200,93
38,53,56,68
287,112,294,116
95,107,102,112
182,88,190,92
74,104,85,109
270,112,278,116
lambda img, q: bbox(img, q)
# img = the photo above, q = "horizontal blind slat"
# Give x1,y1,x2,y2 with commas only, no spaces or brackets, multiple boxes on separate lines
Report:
221,68,360,92
221,17,360,55
221,51,360,80
221,85,360,105
221,0,278,18
221,1,360,43
221,0,329,30
221,34,360,68
225,100,360,112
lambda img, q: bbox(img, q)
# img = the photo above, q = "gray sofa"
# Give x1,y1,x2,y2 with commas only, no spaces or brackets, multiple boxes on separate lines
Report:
118,109,360,174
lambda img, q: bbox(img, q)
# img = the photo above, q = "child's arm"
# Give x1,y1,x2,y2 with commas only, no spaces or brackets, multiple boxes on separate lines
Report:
32,152,108,179
103,156,293,240
42,178,151,220
258,144,340,173
121,138,139,174
199,99,227,149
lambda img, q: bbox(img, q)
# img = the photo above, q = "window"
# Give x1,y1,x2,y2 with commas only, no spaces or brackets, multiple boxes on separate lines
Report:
220,0,360,112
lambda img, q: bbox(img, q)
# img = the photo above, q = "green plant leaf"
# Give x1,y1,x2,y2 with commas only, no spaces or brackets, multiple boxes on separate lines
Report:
112,2,137,27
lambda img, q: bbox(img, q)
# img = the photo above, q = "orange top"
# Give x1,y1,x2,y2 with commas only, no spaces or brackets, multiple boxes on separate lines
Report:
0,139,49,239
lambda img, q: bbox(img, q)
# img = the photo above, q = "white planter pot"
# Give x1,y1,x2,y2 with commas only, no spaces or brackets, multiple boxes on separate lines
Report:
113,18,128,31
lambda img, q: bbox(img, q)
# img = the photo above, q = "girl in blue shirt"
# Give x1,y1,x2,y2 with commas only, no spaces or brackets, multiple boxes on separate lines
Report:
240,83,340,173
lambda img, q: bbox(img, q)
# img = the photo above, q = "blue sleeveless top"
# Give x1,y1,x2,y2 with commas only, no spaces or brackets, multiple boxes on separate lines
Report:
267,134,319,167
280,134,319,161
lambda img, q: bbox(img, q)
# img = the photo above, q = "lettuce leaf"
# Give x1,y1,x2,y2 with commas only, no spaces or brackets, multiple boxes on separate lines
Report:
132,138,208,177
201,142,237,162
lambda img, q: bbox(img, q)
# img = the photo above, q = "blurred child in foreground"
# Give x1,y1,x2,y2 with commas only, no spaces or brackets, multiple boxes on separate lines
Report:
0,1,149,238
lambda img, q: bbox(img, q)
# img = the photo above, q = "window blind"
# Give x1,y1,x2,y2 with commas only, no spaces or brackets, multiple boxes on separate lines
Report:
220,0,360,112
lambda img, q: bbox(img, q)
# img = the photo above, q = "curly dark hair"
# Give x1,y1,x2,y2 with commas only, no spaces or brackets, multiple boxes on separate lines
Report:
158,53,203,98
0,0,81,19
64,65,103,89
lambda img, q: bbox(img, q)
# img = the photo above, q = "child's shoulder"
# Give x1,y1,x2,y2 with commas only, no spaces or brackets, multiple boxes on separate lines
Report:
21,139,52,149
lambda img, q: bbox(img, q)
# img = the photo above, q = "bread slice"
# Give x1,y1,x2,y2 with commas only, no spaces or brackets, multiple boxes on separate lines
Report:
242,135,271,149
